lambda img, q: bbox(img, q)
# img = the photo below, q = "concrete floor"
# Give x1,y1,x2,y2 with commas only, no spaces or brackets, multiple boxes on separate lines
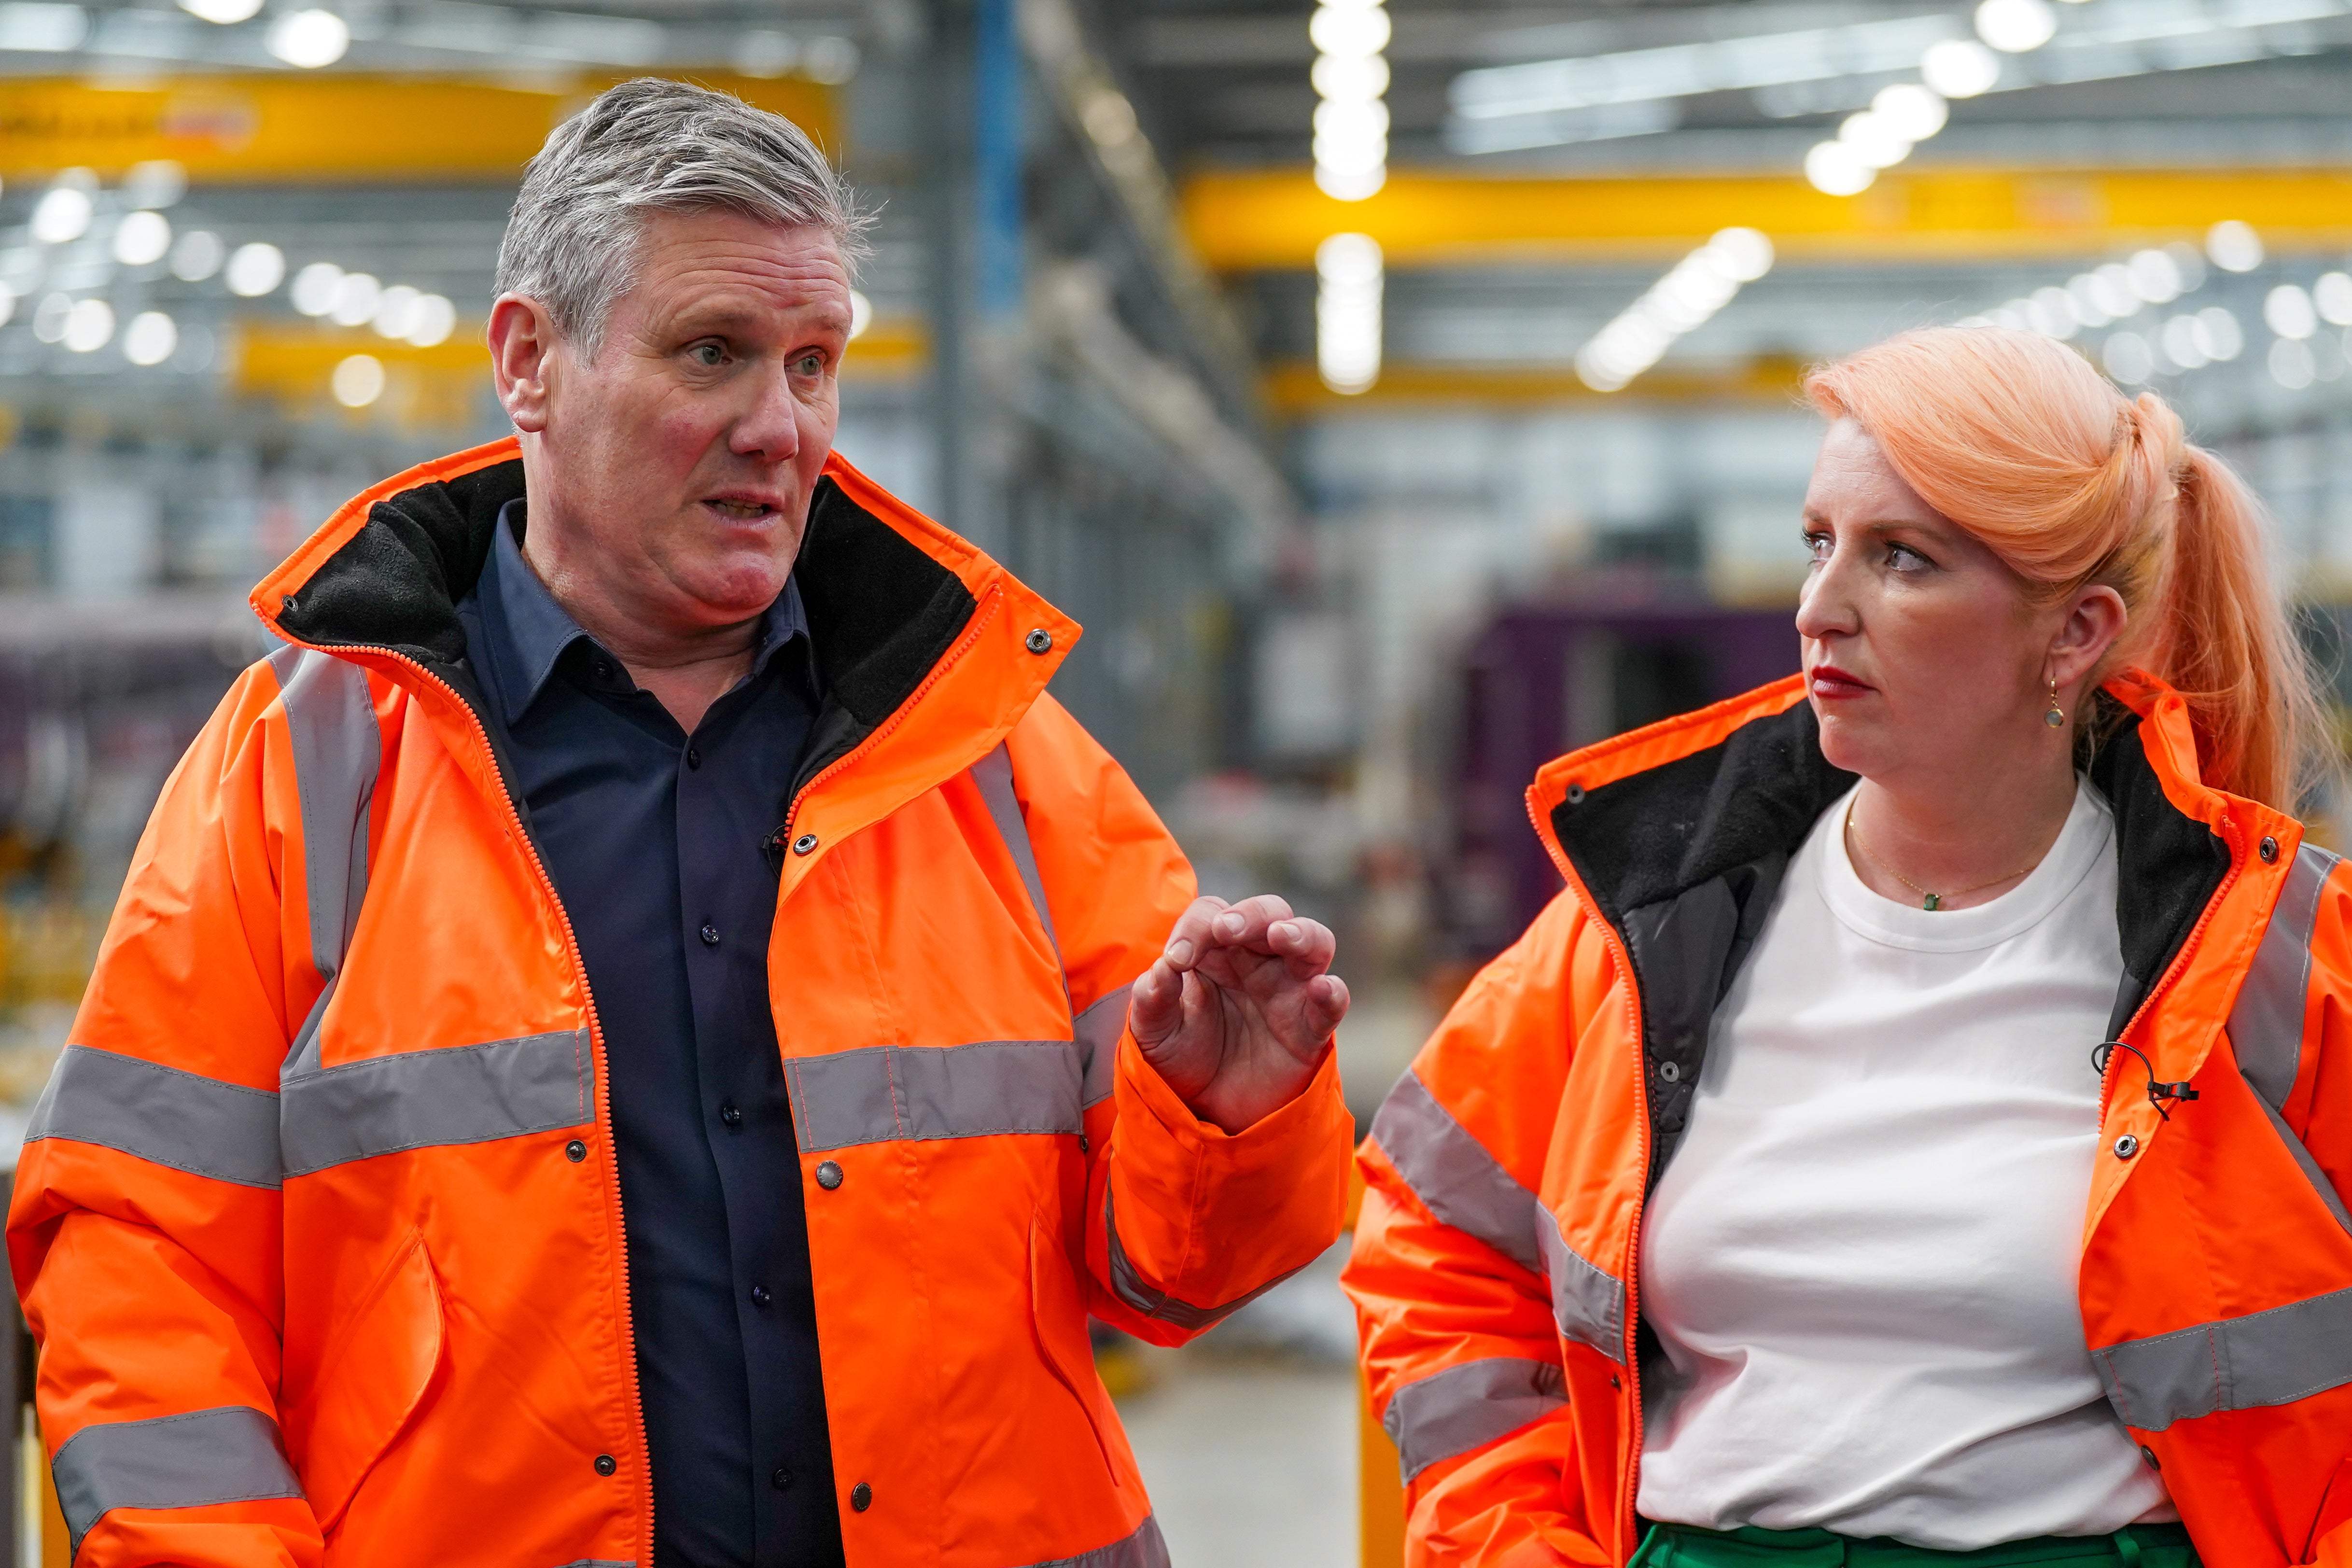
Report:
1119,1357,1358,1568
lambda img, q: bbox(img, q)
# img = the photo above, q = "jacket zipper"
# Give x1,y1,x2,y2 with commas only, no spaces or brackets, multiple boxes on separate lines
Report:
292,642,654,1564
1526,790,1652,1556
2098,823,2243,1150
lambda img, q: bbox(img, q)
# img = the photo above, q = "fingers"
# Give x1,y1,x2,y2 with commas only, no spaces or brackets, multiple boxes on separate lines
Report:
1159,896,1233,971
1125,954,1183,1045
1304,972,1351,1036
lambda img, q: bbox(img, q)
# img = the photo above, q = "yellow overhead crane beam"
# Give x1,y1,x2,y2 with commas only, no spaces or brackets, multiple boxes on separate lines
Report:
0,71,837,182
1182,166,2352,270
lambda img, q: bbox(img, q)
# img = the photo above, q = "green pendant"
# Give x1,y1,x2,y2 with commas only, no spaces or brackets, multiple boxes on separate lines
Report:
1923,893,1942,911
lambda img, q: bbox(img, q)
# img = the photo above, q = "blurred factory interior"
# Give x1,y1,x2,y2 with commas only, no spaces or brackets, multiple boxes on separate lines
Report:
7,0,2352,1561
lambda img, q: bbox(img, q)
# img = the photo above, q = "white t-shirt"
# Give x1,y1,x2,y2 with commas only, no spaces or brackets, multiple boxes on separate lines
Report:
1635,778,2172,1548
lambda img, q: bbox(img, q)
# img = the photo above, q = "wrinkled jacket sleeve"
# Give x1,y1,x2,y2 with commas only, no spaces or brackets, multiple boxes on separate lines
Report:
1344,892,1614,1568
7,664,325,1567
1005,694,1352,1347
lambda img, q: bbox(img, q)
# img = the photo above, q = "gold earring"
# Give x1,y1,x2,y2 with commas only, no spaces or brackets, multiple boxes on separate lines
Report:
2045,676,2065,728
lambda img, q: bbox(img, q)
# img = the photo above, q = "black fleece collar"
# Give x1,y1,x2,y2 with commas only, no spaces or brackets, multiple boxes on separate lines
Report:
274,453,980,812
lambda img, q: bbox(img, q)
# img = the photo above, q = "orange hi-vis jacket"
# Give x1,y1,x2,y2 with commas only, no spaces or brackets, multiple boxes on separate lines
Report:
8,436,1352,1568
1346,670,2352,1568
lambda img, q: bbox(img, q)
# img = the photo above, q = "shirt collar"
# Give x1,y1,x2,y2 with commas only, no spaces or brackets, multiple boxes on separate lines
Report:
476,496,812,725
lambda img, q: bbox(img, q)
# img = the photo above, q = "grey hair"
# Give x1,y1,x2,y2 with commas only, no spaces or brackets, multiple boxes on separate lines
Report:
494,77,872,358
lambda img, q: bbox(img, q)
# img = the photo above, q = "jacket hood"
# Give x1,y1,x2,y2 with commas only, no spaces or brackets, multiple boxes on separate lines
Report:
249,434,1080,820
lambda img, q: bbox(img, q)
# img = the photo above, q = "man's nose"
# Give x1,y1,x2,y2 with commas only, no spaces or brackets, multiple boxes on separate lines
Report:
730,364,802,462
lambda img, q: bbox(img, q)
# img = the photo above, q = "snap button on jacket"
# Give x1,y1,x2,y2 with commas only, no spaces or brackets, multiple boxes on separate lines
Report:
1347,670,2352,1568
10,437,1352,1568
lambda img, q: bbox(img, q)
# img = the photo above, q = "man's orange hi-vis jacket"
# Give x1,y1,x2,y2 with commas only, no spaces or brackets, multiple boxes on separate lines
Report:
1348,671,2352,1567
8,436,1351,1568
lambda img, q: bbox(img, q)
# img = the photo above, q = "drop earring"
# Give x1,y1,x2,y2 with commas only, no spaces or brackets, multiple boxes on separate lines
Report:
2044,675,2065,729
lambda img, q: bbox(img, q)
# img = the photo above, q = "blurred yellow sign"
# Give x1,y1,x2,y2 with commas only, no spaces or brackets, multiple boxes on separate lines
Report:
0,72,837,182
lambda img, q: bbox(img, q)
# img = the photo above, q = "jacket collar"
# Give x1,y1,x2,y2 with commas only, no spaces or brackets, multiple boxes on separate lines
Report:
249,435,1079,832
1528,667,2268,1059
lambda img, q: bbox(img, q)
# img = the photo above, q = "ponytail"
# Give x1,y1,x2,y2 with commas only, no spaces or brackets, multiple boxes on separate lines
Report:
1806,326,2323,811
2148,446,2321,810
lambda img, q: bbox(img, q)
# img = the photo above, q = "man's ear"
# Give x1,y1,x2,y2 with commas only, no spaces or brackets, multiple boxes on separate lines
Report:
488,294,560,434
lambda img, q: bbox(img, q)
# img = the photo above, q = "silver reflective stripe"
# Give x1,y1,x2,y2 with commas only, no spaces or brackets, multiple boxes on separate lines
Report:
2094,1282,2352,1432
2253,1089,2352,1237
1016,1514,1171,1568
280,1029,594,1176
1102,1189,1303,1331
1535,1218,1626,1365
2231,842,2341,1111
53,1405,303,1555
1075,985,1131,1108
972,742,1060,958
1366,1070,1543,1273
1382,1357,1568,1484
267,645,379,984
785,1040,1082,1152
26,1046,281,1190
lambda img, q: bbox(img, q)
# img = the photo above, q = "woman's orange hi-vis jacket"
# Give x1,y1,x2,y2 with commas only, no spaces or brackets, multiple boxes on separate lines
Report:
7,436,1351,1568
1346,670,2352,1567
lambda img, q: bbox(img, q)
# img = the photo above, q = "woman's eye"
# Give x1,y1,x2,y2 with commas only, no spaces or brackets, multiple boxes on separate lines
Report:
1888,543,1931,571
1801,532,1831,561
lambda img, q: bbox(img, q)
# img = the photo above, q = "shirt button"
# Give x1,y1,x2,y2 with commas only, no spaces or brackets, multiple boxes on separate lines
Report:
594,1454,617,1476
751,1284,772,1309
700,923,721,947
564,1139,587,1162
771,1466,794,1492
686,746,702,770
850,1481,873,1512
720,1102,743,1128
815,1160,844,1190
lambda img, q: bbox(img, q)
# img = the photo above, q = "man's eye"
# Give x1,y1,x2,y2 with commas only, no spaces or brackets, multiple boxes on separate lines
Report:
690,343,726,366
793,352,825,376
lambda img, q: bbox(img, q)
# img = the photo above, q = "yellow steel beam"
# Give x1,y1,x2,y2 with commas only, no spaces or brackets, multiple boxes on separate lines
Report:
1183,167,2352,270
1263,356,1807,413
0,72,836,182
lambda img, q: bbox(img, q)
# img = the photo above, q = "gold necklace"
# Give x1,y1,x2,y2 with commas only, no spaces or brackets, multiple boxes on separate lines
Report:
1845,804,2042,911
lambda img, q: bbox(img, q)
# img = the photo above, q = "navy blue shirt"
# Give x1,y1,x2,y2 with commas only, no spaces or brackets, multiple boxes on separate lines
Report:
457,501,844,1568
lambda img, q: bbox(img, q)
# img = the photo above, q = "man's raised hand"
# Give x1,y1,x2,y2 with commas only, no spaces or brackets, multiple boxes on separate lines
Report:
1127,895,1349,1134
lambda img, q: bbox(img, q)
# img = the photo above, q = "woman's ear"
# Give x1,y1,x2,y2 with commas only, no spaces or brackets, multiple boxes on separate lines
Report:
2049,583,2130,692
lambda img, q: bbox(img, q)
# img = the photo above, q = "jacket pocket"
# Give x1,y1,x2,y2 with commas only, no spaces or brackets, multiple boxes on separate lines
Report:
2309,1457,2352,1562
1028,1210,1123,1487
303,1228,448,1533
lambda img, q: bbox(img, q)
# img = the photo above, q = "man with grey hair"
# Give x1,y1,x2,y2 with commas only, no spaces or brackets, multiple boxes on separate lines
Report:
12,77,1354,1568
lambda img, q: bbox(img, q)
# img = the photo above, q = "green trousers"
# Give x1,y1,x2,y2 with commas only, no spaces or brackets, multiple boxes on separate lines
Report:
1629,1522,2199,1568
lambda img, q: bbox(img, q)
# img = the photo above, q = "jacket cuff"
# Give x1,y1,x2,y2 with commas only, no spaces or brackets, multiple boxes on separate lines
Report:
1116,1031,1345,1163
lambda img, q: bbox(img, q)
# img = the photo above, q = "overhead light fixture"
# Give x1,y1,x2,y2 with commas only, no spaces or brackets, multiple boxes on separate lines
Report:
2207,220,2264,274
123,310,178,366
31,185,93,246
1577,227,1773,392
266,8,349,67
112,210,172,267
332,353,386,408
1975,0,2057,53
170,229,225,281
848,289,873,341
1920,38,2002,97
405,294,457,348
1311,0,1390,201
179,0,262,23
1316,232,1383,394
1804,139,1875,196
62,297,115,354
330,271,382,327
291,261,343,317
225,242,286,297
2315,272,2352,327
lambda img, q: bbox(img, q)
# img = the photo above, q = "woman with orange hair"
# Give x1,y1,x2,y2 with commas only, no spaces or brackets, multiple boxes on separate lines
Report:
1347,325,2352,1568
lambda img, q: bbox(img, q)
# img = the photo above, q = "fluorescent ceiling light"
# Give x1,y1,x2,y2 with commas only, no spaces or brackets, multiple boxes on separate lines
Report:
1449,0,2352,153
0,1,86,49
